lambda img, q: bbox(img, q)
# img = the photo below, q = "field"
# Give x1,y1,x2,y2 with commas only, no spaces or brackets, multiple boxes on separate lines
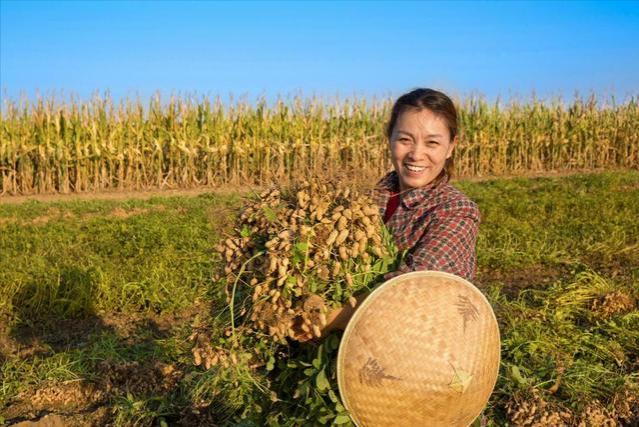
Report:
2,94,638,195
1,170,638,426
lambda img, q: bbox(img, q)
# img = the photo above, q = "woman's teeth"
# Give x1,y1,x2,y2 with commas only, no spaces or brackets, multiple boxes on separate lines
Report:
405,164,426,172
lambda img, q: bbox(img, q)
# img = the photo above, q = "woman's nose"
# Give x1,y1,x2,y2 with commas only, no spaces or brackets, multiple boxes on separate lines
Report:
408,141,427,159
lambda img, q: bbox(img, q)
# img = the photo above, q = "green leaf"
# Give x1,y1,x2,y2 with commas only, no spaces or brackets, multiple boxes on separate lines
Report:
510,364,528,386
294,241,309,253
334,282,342,299
316,368,330,391
262,206,277,222
327,334,340,351
334,414,351,424
312,357,322,369
292,252,303,266
266,355,275,371
292,241,309,266
286,275,297,286
240,225,251,238
294,381,310,399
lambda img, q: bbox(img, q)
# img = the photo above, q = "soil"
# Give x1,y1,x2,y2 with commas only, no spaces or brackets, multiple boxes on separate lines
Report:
10,409,112,427
1,303,211,426
0,186,252,205
1,168,624,205
475,264,570,297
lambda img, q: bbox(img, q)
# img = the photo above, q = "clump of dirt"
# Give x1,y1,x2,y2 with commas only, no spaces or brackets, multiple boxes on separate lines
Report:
7,407,111,427
176,403,223,427
29,382,105,412
97,360,183,395
4,381,106,424
8,316,108,358
608,388,639,425
109,207,149,219
11,414,66,427
5,303,207,359
476,264,567,297
590,290,636,319
2,304,203,426
4,361,180,424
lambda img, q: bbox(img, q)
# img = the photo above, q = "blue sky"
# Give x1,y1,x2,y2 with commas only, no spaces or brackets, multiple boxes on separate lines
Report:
1,0,638,103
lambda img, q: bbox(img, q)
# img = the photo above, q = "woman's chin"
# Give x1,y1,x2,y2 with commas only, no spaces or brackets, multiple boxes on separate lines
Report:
399,170,435,189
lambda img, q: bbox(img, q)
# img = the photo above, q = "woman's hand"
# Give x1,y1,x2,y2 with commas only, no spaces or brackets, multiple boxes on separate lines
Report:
291,292,370,342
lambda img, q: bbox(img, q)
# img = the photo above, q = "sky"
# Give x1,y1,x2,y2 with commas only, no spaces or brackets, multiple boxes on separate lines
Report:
1,0,639,104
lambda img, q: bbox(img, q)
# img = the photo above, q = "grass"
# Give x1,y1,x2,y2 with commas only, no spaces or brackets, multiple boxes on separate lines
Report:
0,193,242,318
466,171,639,276
0,170,638,425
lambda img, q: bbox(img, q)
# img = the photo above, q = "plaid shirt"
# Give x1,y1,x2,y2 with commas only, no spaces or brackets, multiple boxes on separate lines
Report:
372,171,481,282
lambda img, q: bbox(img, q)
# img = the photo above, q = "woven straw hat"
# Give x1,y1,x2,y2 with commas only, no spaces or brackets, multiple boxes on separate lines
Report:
337,271,500,426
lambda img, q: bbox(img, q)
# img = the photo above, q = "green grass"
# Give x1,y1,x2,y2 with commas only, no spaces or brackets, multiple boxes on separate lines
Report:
462,171,639,275
1,170,638,425
0,193,242,319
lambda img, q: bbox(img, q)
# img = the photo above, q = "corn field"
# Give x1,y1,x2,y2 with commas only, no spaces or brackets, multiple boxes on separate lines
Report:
1,93,638,195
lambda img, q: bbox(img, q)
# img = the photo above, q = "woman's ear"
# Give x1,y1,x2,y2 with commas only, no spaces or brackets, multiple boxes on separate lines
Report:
446,136,458,159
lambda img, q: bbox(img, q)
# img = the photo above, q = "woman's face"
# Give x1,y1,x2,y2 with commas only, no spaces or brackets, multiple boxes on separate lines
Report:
389,108,456,191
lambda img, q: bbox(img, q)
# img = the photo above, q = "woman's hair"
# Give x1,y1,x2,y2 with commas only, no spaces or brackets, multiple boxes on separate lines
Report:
386,88,458,180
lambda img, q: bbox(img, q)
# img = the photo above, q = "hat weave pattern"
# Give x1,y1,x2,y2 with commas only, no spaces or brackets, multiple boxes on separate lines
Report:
337,271,501,427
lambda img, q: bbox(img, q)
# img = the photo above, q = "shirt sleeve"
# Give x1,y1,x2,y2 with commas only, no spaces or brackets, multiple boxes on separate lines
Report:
387,200,481,283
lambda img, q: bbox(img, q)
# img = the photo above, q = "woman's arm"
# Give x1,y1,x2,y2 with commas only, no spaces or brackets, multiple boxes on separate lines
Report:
322,291,370,333
291,292,370,341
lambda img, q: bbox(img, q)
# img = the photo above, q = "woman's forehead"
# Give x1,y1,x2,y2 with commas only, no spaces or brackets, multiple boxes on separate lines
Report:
395,109,448,137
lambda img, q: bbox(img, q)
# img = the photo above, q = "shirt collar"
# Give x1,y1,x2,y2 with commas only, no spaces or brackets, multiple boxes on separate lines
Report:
375,170,450,210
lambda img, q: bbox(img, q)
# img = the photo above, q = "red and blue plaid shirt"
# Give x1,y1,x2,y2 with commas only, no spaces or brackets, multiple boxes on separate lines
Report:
372,170,481,283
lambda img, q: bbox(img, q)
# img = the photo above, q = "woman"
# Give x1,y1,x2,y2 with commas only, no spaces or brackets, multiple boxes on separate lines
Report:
322,88,481,334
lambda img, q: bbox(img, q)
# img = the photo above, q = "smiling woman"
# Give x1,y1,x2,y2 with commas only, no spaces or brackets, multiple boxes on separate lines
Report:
375,88,479,281
321,88,482,335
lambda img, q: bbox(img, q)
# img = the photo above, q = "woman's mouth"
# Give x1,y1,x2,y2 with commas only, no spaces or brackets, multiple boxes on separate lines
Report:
404,163,427,174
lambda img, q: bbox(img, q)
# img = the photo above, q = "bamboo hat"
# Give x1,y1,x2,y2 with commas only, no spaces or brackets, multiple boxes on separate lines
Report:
337,271,501,427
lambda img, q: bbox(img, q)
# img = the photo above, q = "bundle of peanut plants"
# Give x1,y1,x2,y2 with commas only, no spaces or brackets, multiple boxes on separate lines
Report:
189,181,401,425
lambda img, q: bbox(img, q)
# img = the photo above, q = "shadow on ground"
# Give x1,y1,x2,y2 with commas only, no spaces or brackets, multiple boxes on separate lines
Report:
2,265,230,426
